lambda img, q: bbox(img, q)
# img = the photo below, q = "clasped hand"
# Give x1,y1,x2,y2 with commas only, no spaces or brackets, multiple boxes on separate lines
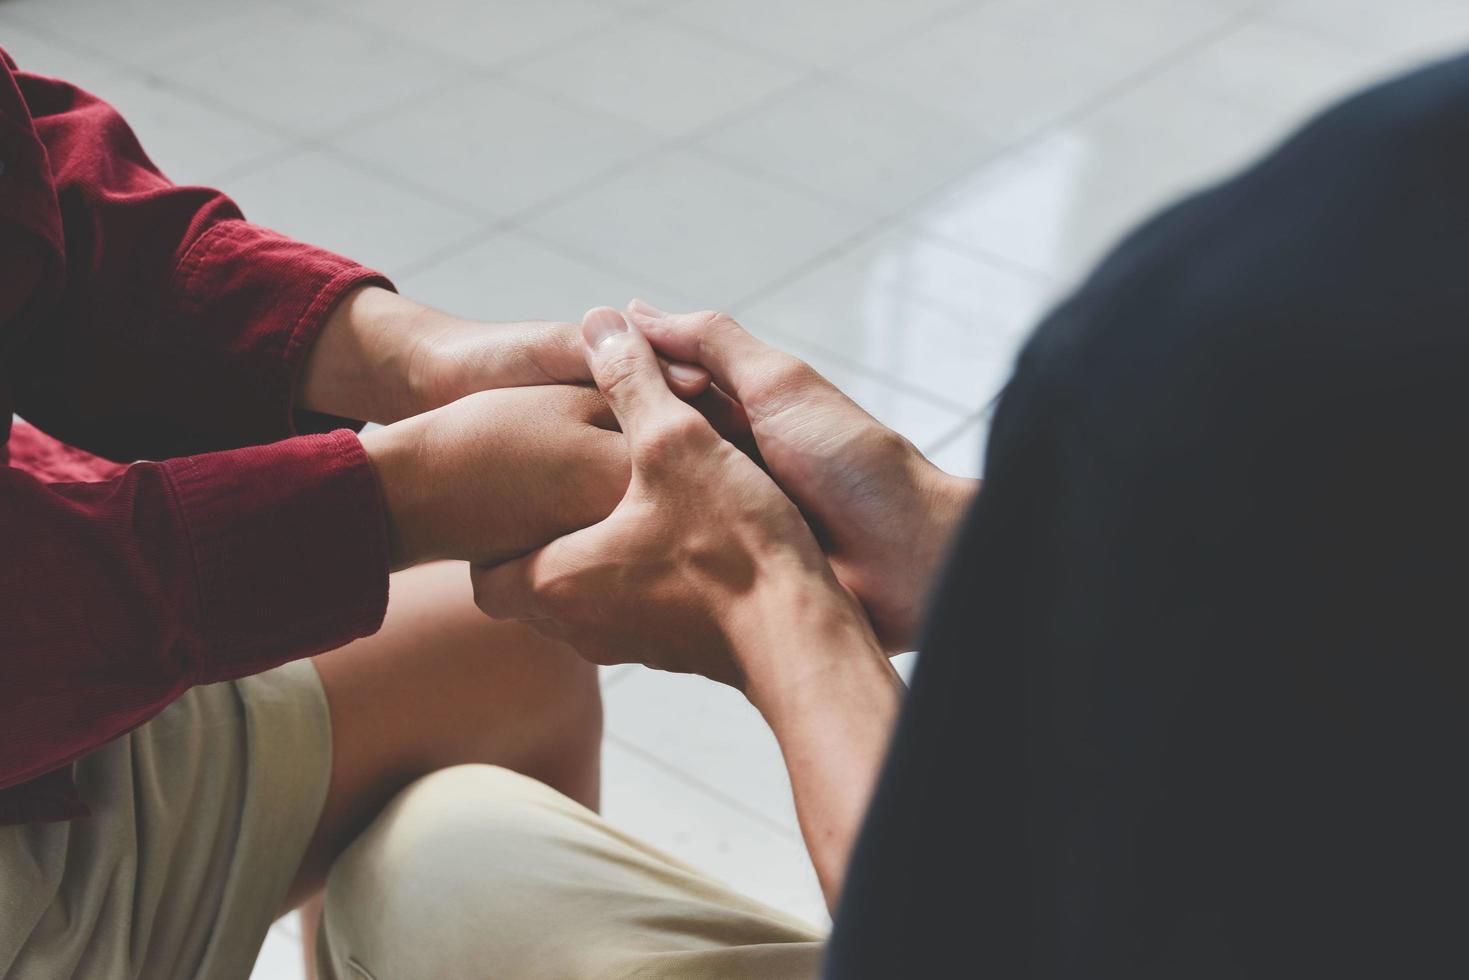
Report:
355,293,975,691
469,304,976,696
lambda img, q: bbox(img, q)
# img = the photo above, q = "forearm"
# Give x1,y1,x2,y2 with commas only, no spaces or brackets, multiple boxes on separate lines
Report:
357,385,630,571
297,285,440,425
735,580,905,909
297,287,604,427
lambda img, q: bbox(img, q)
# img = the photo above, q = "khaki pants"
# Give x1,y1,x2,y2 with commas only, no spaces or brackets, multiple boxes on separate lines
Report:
318,765,826,980
1,662,824,979
0,660,331,980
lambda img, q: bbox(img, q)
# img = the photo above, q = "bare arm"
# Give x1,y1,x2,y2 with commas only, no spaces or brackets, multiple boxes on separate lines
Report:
735,588,905,904
298,285,709,426
473,308,911,910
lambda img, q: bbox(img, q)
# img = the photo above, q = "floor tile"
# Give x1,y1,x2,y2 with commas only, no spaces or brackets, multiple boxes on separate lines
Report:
158,6,464,137
0,0,273,68
890,650,921,684
599,664,637,689
509,15,803,137
248,921,306,980
850,0,1249,143
671,0,967,69
744,229,1052,412
84,75,294,187
926,415,989,480
327,0,623,69
0,16,127,92
604,668,801,832
599,0,685,8
915,18,1393,282
224,150,484,277
526,148,871,308
768,332,968,450
601,737,830,927
916,128,1170,283
1165,17,1406,120
698,76,999,215
397,229,701,324
329,78,654,219
1270,0,1469,66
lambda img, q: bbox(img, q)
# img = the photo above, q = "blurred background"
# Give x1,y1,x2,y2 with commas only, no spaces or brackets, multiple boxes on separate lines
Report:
2,0,1464,975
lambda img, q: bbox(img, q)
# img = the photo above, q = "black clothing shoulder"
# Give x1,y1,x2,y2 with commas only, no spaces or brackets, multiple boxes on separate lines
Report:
828,53,1469,979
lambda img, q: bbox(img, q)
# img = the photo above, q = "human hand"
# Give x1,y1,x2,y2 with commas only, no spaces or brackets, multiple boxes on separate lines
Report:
470,308,884,694
299,286,709,424
360,384,630,570
626,301,978,652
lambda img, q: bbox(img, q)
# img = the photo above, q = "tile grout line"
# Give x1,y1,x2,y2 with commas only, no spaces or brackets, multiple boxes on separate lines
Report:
11,0,1285,421
388,221,518,283
707,6,1289,412
754,319,987,417
599,666,639,692
604,732,805,844
921,409,989,457
724,1,1283,320
5,0,971,335
662,0,986,78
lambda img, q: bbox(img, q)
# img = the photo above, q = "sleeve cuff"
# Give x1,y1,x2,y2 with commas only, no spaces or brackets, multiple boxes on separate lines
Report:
173,219,395,444
161,429,391,681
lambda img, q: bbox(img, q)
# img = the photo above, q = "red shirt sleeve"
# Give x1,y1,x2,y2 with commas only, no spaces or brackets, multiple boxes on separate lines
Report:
0,53,394,822
7,65,389,460
0,431,390,801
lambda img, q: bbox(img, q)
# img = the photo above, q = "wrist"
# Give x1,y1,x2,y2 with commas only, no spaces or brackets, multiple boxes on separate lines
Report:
854,454,977,652
915,463,979,576
899,460,978,634
726,569,894,716
299,286,443,424
359,413,441,570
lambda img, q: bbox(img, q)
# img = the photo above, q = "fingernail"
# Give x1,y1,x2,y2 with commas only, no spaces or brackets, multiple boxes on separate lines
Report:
582,307,627,349
629,298,667,317
666,361,704,385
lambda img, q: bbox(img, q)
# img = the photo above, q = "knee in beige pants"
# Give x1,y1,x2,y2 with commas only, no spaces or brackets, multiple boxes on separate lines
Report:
317,764,824,980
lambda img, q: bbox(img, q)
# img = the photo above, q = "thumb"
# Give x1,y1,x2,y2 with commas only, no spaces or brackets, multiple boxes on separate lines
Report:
581,306,694,444
470,530,586,623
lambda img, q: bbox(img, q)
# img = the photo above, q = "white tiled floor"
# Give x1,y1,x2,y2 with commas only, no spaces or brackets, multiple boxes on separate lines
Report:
2,1,1462,976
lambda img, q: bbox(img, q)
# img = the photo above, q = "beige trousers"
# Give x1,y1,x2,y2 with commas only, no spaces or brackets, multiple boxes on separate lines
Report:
0,660,331,980
317,765,826,980
2,660,822,979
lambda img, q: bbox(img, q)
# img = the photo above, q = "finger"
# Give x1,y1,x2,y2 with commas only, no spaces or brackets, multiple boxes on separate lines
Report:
580,306,705,446
692,384,766,473
688,383,753,444
469,531,583,622
625,304,813,412
470,554,543,623
507,321,709,396
659,355,712,398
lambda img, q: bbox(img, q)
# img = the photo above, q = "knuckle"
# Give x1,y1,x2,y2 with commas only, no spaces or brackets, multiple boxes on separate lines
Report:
471,572,515,620
695,310,745,347
579,644,619,668
596,342,645,392
770,352,817,387
635,413,707,465
743,352,819,411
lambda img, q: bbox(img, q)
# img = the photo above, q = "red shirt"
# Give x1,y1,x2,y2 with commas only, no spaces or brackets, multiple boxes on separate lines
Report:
0,51,392,823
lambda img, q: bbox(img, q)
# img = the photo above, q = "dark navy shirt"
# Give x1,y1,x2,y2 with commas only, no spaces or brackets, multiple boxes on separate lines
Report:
830,53,1469,978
